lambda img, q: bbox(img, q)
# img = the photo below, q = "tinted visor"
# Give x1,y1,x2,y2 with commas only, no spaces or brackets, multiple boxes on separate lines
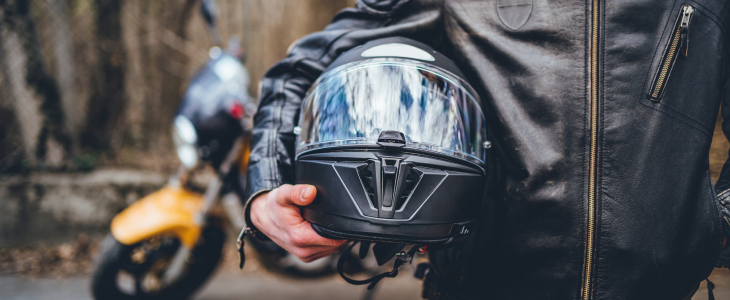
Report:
298,58,487,165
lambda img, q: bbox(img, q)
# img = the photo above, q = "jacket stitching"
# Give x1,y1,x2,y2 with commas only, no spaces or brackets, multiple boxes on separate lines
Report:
717,188,730,199
638,100,713,135
313,29,359,62
355,0,412,17
591,2,607,296
687,0,728,32
268,80,285,187
656,101,713,131
273,103,283,185
577,1,590,299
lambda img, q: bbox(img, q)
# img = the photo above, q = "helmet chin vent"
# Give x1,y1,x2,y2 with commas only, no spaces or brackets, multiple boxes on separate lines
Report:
395,171,421,210
357,163,379,209
356,158,423,218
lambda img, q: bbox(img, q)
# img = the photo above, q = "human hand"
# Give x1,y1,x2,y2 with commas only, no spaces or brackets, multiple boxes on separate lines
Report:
250,184,346,262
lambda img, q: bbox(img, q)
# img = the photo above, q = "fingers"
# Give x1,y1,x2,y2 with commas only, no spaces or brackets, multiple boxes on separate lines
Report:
275,184,316,206
289,222,346,247
251,184,344,262
292,244,346,263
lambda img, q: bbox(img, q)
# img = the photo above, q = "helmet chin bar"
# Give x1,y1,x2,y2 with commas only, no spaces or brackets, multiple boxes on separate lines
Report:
296,143,483,244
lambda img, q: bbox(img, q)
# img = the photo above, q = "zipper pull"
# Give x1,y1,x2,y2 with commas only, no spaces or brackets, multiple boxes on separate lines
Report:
680,6,694,57
236,226,251,269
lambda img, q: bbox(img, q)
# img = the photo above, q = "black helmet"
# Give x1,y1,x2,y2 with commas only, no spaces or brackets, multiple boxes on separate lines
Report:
295,37,489,246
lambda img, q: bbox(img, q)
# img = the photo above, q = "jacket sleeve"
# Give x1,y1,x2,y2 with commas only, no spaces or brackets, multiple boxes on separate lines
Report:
243,0,444,204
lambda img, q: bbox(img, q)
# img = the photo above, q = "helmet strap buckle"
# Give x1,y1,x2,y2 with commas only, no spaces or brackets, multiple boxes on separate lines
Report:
337,241,423,290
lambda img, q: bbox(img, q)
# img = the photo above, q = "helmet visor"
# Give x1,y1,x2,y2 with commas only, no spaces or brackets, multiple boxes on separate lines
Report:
297,58,487,164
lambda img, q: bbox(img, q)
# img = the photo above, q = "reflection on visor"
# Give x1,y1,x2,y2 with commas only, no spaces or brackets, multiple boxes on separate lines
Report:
298,58,486,164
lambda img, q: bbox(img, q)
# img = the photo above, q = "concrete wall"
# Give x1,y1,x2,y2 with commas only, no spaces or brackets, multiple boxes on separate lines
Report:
0,0,355,173
0,169,165,247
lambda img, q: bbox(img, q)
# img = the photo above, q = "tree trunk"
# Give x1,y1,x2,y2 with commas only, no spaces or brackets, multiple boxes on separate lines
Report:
0,0,71,168
46,0,78,149
82,0,126,152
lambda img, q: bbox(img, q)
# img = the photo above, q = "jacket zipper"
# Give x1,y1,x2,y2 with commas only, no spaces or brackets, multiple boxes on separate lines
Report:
650,5,694,100
582,0,600,299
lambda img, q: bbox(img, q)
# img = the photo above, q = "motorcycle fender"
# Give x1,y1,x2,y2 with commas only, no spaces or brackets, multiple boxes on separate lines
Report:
111,186,204,249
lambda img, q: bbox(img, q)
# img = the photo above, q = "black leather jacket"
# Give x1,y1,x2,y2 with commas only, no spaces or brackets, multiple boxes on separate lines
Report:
244,0,730,299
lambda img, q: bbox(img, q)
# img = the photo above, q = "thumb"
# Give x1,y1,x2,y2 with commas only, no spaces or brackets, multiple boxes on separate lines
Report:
289,184,317,206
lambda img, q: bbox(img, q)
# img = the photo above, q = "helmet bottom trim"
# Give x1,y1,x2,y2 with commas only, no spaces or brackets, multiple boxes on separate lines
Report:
304,208,472,245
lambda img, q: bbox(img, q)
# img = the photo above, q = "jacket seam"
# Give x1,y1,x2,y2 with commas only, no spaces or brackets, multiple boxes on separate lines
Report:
717,188,730,199
592,1,607,297
657,101,714,132
316,29,359,62
687,0,728,32
578,1,590,299
355,0,412,17
638,101,713,136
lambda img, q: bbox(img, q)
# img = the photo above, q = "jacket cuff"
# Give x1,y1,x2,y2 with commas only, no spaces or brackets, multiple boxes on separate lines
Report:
717,188,730,224
243,189,272,241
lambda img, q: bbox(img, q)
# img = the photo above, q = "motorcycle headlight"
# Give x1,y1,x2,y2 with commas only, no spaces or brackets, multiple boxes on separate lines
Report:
173,116,199,168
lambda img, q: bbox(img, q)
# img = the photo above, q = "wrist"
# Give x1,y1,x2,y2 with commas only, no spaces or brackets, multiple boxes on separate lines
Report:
249,194,265,230
243,190,271,241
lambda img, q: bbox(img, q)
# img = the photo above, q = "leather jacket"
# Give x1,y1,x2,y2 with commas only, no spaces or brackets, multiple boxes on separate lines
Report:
244,0,730,299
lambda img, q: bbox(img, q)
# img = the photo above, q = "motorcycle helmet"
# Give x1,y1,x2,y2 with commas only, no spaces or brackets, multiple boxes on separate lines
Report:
295,37,490,247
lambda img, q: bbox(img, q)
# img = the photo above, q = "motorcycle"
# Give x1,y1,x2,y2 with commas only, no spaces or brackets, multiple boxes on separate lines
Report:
90,1,336,299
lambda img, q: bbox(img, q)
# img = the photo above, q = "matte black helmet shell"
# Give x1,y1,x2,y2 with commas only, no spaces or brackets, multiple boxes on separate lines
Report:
295,37,489,245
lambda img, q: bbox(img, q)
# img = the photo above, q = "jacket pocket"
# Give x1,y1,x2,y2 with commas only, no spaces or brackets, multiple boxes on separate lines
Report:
648,5,694,100
639,2,725,135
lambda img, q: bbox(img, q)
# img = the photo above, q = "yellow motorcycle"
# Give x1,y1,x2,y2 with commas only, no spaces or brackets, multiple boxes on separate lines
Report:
90,2,257,298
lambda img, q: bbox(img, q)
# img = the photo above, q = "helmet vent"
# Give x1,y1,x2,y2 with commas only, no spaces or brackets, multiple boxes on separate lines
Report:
356,160,423,216
395,171,421,210
357,163,379,209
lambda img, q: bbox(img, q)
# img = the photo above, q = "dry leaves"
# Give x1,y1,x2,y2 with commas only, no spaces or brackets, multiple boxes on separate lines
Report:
0,233,97,277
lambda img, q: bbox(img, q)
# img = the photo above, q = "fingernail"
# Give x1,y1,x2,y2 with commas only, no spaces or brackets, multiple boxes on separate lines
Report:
301,186,314,200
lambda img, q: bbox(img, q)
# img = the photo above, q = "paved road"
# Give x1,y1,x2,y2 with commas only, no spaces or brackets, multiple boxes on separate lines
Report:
1,267,728,299
0,267,423,300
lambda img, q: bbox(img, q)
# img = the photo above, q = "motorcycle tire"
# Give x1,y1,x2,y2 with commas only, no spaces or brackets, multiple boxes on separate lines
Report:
90,226,225,300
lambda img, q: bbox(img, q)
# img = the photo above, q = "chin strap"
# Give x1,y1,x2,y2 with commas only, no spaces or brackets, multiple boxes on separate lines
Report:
707,278,715,300
337,241,421,290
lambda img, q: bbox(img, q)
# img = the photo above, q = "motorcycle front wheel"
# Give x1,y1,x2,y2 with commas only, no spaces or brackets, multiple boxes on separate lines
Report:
90,226,224,300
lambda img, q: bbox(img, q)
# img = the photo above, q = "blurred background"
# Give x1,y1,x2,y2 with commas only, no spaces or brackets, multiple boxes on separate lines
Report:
0,0,728,299
0,0,353,245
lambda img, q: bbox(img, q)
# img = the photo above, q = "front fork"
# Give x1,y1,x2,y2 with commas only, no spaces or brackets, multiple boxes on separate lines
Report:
163,173,223,285
163,138,246,284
